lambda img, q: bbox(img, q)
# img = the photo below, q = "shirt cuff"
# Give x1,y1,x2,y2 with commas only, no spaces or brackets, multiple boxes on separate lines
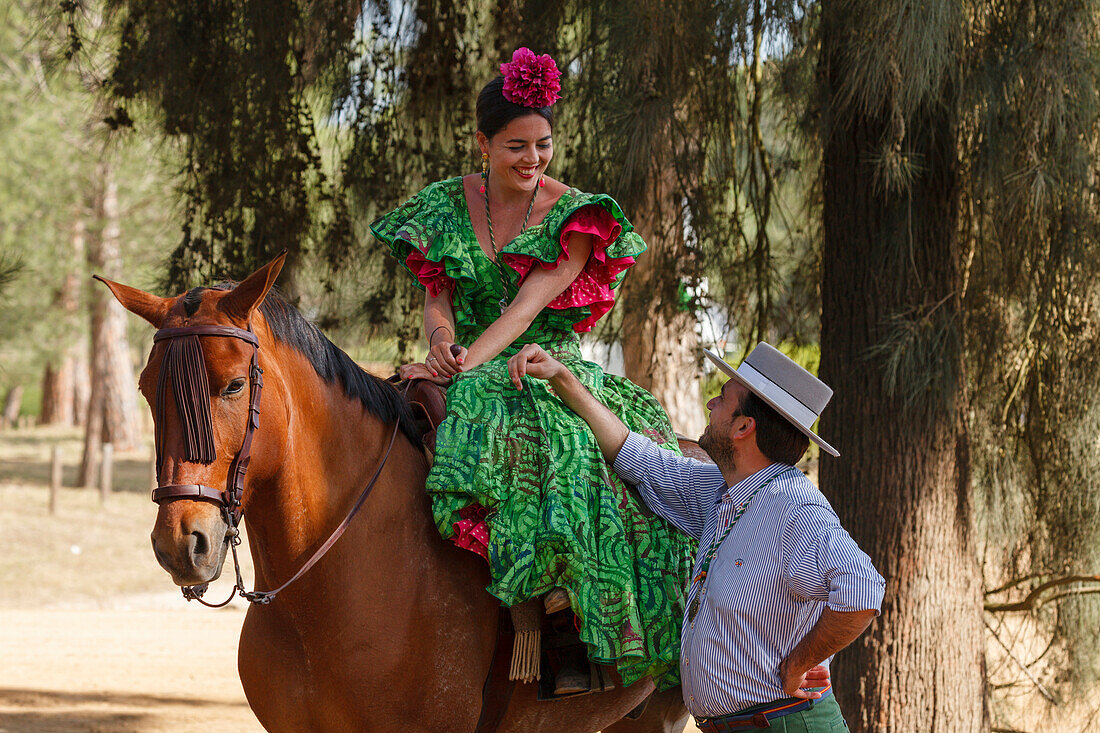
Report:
827,571,886,615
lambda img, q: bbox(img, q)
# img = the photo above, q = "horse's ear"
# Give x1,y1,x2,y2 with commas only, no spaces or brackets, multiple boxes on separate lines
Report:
217,251,286,322
94,275,171,328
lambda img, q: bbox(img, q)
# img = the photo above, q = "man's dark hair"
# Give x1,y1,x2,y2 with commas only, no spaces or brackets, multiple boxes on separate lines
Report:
738,391,810,466
476,76,554,139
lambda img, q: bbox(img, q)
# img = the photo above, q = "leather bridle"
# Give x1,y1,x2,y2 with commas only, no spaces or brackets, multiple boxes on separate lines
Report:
152,325,262,524
150,322,403,607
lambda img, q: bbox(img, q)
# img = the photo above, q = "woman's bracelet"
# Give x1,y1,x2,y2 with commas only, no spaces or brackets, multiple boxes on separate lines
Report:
428,325,453,348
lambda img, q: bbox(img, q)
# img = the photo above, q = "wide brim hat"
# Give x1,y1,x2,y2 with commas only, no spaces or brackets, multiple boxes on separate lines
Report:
703,343,839,457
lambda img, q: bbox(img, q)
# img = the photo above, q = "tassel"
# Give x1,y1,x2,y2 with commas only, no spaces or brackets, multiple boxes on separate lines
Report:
509,630,541,683
508,599,542,683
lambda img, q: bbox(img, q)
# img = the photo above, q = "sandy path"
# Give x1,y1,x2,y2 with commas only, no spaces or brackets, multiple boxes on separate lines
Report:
0,607,262,733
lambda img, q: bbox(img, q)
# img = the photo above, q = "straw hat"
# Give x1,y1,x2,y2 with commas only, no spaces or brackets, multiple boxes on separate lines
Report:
703,343,839,457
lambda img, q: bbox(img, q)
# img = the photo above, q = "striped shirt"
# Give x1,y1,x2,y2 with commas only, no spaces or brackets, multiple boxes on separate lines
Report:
613,432,885,717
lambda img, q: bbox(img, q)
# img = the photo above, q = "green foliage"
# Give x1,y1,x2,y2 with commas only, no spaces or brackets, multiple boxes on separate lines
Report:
86,0,358,295
963,0,1100,689
0,0,177,400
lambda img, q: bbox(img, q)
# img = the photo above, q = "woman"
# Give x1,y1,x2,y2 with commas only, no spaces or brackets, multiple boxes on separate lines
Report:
370,48,694,694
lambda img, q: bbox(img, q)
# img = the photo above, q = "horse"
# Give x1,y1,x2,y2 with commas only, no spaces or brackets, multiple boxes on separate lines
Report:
98,254,691,733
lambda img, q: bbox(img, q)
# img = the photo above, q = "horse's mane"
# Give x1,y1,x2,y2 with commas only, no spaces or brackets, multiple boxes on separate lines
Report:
206,284,422,448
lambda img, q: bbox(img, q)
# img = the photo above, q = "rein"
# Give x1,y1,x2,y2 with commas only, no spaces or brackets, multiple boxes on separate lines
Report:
150,322,404,607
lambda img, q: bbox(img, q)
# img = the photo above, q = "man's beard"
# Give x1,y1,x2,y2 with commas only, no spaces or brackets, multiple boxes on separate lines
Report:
698,425,733,467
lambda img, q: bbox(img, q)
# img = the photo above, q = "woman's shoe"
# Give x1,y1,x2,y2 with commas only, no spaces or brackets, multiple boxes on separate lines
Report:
544,588,571,615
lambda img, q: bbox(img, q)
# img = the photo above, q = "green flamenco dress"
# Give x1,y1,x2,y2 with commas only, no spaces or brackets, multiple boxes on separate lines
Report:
371,176,695,690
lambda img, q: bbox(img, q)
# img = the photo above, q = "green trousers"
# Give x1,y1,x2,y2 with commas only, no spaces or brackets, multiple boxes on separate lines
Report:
735,693,849,732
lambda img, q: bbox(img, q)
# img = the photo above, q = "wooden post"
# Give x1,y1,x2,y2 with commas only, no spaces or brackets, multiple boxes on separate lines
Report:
49,445,62,515
100,443,113,505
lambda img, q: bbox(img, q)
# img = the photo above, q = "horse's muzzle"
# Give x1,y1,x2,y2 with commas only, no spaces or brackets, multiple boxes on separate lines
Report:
150,504,230,586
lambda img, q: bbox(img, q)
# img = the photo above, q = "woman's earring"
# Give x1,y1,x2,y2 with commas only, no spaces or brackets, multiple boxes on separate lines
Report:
538,176,545,188
480,153,488,194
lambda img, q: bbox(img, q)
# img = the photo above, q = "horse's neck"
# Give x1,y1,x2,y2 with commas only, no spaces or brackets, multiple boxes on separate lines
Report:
243,352,433,613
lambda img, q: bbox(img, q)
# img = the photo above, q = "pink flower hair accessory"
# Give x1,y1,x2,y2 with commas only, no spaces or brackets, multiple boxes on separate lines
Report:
500,47,562,108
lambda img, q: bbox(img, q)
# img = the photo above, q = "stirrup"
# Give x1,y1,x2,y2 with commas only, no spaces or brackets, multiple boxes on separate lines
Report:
553,644,593,696
544,587,571,615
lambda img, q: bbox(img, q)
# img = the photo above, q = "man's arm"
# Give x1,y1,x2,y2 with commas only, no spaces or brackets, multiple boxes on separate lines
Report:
508,343,717,538
507,343,629,462
778,502,885,695
779,608,877,696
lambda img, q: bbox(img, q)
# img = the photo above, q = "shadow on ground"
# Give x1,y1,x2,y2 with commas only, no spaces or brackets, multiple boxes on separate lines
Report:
0,688,251,733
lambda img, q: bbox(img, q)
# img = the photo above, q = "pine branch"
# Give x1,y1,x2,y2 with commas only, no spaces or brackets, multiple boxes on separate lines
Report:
984,572,1050,597
984,617,1058,704
984,575,1100,613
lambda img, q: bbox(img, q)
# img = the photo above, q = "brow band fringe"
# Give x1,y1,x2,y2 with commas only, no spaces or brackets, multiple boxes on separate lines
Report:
165,335,217,464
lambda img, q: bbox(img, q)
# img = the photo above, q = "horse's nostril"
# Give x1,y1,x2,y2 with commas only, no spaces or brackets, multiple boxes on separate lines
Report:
191,530,209,559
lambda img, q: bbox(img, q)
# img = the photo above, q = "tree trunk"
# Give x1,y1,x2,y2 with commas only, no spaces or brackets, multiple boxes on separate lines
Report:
91,162,140,450
41,218,88,427
72,351,91,427
1,385,23,428
620,171,705,439
817,23,989,733
80,377,103,488
82,161,140,476
39,361,75,426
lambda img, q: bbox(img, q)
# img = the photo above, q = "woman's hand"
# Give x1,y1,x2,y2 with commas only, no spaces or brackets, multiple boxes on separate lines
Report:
507,344,565,390
397,362,451,386
425,341,469,378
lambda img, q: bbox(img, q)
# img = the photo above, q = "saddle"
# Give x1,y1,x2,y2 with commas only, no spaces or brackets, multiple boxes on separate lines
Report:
387,376,448,456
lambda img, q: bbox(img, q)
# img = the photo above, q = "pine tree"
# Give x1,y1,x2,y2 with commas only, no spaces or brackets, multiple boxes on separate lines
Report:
814,1,988,729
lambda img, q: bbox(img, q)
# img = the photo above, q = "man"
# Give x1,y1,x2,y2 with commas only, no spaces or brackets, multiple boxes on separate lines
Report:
507,341,885,731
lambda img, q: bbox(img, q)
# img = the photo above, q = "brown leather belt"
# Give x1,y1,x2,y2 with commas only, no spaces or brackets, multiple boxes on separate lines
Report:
695,685,832,731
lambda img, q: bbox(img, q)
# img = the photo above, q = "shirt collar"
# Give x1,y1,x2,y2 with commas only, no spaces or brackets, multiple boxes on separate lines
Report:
719,462,790,505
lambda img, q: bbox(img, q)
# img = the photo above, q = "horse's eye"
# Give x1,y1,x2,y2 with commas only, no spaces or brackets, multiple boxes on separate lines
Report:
223,378,247,396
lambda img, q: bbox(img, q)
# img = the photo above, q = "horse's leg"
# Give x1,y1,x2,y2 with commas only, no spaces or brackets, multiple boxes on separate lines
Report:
238,607,315,732
602,686,691,733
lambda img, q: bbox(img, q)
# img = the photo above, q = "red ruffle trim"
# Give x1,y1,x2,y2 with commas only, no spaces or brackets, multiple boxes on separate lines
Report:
404,249,456,297
501,205,636,332
451,503,490,560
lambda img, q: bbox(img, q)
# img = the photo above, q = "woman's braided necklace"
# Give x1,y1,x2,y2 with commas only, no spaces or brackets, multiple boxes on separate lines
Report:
483,171,538,314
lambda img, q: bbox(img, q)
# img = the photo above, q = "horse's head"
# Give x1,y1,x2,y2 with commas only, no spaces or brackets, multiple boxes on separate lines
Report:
98,254,284,587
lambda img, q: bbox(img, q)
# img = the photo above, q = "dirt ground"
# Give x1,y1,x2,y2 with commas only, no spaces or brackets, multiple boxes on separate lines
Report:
0,426,263,733
0,607,260,733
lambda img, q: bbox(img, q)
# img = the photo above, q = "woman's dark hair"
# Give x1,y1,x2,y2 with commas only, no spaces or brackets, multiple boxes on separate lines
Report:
738,392,810,466
476,76,554,139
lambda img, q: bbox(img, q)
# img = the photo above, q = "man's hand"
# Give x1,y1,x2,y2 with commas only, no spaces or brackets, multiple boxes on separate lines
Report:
778,661,830,699
507,343,565,390
507,343,629,462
